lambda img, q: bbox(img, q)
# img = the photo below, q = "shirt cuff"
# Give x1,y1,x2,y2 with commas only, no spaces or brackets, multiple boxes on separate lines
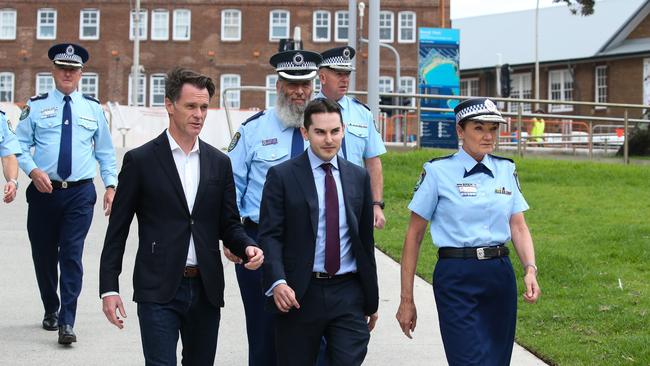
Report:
100,291,119,299
265,279,287,297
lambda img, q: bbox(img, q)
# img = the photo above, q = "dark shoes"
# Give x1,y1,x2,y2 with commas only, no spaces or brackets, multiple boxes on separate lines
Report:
42,312,59,331
58,325,77,345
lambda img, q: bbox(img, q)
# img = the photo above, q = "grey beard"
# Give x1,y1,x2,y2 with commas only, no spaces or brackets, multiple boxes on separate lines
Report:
275,93,306,129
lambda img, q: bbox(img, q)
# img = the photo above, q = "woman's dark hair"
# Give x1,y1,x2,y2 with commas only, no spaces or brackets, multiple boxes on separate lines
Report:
303,98,343,130
165,67,216,102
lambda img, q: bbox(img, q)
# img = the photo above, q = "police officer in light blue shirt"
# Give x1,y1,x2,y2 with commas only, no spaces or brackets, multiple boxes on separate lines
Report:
226,49,322,366
0,110,21,203
396,98,541,366
15,43,117,345
316,46,387,229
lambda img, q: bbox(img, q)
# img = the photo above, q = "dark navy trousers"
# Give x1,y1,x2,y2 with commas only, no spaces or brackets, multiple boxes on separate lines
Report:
433,256,517,366
26,181,96,326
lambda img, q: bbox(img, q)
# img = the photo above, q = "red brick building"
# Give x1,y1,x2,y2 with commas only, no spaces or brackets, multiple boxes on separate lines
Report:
0,1,448,109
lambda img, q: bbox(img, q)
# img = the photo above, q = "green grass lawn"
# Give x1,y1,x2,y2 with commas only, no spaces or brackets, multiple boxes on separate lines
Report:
376,149,650,366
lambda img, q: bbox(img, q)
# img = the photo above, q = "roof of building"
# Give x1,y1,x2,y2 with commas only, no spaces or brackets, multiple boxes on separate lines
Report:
452,0,650,71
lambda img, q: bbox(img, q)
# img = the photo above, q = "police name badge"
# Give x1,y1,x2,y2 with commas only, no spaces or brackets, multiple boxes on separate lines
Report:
495,187,512,195
41,107,58,119
262,138,278,146
457,183,478,197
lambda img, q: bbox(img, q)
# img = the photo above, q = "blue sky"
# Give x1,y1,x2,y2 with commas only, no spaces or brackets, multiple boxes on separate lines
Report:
451,0,562,19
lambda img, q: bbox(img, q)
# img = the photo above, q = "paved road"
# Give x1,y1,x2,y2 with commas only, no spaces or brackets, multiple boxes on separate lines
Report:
0,173,547,365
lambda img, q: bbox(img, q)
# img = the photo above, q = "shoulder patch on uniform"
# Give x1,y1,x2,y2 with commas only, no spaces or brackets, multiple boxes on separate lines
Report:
428,154,454,163
514,170,522,193
83,94,100,104
0,109,5,115
29,93,48,102
227,132,241,152
352,98,371,111
242,111,264,126
19,105,30,120
489,154,514,163
414,169,426,192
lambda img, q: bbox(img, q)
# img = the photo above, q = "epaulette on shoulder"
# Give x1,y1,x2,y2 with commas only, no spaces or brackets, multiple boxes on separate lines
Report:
352,98,371,111
29,93,48,102
242,110,264,126
83,94,100,104
490,154,514,163
428,154,454,163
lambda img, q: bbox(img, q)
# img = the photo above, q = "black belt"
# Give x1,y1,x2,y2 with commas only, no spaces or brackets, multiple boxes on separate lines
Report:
242,217,258,230
183,266,200,278
312,272,357,280
438,245,509,260
51,178,93,189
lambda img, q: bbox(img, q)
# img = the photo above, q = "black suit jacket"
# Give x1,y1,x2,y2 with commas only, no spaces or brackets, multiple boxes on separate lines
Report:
100,131,255,307
258,152,378,315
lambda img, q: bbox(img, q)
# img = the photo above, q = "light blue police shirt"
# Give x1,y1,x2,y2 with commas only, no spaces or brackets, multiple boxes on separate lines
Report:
408,148,529,248
0,111,22,157
228,108,308,223
15,88,117,186
314,92,386,167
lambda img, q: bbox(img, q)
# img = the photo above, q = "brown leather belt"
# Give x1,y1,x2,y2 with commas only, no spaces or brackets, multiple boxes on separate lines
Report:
51,178,93,189
438,245,509,260
183,266,200,278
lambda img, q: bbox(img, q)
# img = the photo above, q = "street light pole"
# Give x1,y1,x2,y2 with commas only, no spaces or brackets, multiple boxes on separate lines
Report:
367,0,380,121
348,0,358,92
535,0,540,110
132,0,141,107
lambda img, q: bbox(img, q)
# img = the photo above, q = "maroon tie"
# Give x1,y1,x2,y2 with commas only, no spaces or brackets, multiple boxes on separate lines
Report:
321,163,340,276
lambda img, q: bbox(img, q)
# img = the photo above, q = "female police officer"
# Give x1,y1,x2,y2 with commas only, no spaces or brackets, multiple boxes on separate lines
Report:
396,98,540,365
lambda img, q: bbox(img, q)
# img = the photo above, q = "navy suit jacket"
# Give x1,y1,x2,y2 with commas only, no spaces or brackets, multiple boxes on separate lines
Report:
258,151,378,315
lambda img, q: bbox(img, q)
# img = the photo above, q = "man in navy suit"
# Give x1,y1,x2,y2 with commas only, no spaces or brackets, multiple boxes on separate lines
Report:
99,68,263,365
258,98,378,366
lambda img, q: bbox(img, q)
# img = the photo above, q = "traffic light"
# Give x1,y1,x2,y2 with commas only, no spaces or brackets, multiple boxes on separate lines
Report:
500,64,511,97
379,95,393,116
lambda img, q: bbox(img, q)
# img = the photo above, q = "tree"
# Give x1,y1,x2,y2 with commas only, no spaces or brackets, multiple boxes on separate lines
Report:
554,0,595,16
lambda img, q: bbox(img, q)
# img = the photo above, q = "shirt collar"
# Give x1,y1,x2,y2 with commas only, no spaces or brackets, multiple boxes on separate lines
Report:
307,146,339,171
52,88,81,103
457,147,494,175
314,92,347,111
166,129,200,155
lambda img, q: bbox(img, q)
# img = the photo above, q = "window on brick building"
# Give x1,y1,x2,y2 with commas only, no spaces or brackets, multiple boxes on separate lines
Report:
80,73,99,99
79,9,100,40
221,9,241,41
36,73,54,95
398,11,416,43
150,74,166,107
335,11,348,42
266,75,277,108
313,77,321,94
460,77,479,96
595,65,607,108
173,9,191,41
379,76,394,93
379,11,393,43
269,10,290,41
313,11,330,42
130,10,148,41
508,73,532,113
0,9,17,40
151,9,169,41
37,9,57,40
220,74,240,109
399,76,416,106
0,72,14,102
549,69,573,112
128,73,146,106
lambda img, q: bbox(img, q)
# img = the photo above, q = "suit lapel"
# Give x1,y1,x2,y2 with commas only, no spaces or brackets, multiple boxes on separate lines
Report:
338,157,359,237
154,131,190,215
192,139,211,215
293,152,319,238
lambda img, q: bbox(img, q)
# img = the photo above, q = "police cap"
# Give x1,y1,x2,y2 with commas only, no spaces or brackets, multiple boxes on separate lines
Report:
454,98,506,124
319,46,355,71
270,50,322,81
48,43,89,68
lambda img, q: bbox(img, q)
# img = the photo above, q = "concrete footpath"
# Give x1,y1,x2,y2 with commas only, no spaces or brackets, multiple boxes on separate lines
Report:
0,174,547,365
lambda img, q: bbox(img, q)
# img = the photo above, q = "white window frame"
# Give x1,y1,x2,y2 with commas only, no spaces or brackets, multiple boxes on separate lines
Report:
334,11,348,43
128,73,147,106
379,11,394,43
399,76,416,107
36,72,54,95
79,9,100,40
130,10,148,41
313,78,322,94
508,73,532,113
548,69,574,112
398,11,416,43
149,73,166,107
220,74,241,109
0,9,17,40
265,74,278,108
221,9,241,42
269,10,290,41
37,8,57,40
173,9,191,41
595,65,607,109
0,72,14,102
151,9,169,41
379,76,394,93
313,10,331,42
79,73,99,99
460,77,479,97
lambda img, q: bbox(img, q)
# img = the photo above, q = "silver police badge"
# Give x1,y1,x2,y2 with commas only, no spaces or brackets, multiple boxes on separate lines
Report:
66,45,75,55
484,99,497,113
293,53,304,66
342,47,351,60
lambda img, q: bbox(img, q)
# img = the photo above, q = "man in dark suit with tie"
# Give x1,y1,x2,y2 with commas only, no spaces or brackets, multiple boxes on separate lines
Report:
99,67,264,365
258,98,379,366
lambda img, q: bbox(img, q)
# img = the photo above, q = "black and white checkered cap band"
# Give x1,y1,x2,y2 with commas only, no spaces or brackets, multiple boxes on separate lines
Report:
320,56,353,68
53,52,83,64
455,103,505,124
275,61,318,71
